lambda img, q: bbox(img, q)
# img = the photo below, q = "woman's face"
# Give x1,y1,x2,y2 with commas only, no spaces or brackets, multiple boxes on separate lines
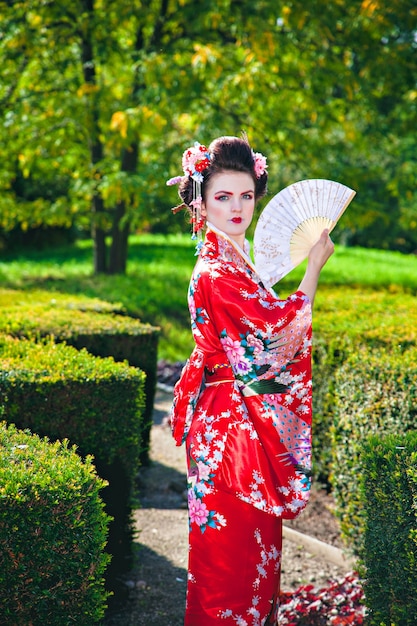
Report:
201,171,255,249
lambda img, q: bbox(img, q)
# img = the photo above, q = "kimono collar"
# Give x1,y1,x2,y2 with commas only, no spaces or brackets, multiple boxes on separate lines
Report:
205,222,257,272
202,222,277,295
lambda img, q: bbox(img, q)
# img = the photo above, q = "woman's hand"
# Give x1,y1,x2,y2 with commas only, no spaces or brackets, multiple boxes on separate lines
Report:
297,229,334,306
308,229,335,271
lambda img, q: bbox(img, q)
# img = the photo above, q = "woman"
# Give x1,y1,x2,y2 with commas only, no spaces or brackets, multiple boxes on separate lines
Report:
168,135,334,625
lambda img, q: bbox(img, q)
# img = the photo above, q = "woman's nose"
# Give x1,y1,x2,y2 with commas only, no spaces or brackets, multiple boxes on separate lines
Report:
231,197,242,211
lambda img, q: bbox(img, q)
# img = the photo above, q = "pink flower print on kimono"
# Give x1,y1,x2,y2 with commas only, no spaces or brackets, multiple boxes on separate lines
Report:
188,492,209,527
187,457,227,534
220,334,250,376
219,329,290,396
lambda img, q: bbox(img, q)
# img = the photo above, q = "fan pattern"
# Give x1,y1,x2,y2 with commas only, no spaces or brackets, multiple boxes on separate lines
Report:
253,179,356,287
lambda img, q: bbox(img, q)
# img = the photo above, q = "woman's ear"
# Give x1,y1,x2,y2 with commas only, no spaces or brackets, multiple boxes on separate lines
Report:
200,202,207,217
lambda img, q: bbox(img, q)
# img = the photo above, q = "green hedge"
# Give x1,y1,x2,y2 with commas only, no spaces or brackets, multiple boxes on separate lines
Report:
314,288,417,348
329,346,417,551
361,432,417,625
0,421,110,625
0,335,145,472
0,296,159,463
311,287,417,483
0,335,146,579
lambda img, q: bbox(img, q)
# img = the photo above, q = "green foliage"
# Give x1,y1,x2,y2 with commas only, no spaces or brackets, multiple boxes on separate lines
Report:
0,335,145,476
330,347,417,552
314,287,417,345
0,288,160,461
1,1,417,269
0,421,111,624
305,286,417,482
360,433,417,625
0,334,146,581
0,302,157,339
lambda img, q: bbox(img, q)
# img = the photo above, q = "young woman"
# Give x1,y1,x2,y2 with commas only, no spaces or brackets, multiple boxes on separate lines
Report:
168,136,334,625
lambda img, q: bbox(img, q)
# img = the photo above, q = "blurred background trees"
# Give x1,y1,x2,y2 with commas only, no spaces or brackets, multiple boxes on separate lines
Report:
1,0,416,273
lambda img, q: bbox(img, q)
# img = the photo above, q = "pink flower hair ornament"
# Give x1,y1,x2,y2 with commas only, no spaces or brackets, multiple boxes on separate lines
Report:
182,142,211,183
252,151,268,178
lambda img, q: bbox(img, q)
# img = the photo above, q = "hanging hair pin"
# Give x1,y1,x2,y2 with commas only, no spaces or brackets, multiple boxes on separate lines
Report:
167,142,211,247
171,203,187,215
189,191,205,241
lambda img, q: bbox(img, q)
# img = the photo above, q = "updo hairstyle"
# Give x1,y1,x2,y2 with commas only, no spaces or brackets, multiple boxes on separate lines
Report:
178,136,268,208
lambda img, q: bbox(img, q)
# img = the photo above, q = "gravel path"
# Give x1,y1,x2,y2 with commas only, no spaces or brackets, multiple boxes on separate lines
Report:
104,389,355,626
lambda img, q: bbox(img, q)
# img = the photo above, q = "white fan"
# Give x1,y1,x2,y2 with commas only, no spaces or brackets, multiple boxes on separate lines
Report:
253,179,356,287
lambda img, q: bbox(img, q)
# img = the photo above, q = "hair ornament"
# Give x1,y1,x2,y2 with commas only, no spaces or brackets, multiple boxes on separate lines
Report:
189,185,205,241
166,142,210,245
171,202,187,214
252,151,268,178
189,195,205,238
181,142,211,183
166,175,184,186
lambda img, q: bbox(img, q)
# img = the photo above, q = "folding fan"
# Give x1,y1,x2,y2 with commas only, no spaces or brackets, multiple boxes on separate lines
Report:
253,179,356,287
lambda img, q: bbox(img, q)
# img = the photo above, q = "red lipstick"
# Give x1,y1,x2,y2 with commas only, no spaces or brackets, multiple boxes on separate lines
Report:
231,217,242,224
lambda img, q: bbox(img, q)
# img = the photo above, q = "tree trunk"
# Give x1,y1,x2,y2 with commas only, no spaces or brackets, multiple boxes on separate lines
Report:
92,194,107,274
80,0,107,274
108,203,129,274
108,142,138,274
106,14,163,275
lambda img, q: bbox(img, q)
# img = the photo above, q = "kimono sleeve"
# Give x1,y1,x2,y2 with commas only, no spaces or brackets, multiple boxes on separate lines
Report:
195,264,312,379
170,346,206,446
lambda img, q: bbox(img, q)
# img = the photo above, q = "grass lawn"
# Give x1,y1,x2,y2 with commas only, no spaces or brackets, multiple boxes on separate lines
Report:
1,233,416,361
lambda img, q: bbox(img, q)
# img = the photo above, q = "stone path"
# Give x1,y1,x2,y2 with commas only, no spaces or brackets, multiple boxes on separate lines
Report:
108,390,355,626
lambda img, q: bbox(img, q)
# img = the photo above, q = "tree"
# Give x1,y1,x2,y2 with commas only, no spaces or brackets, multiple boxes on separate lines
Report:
1,0,416,269
0,0,283,270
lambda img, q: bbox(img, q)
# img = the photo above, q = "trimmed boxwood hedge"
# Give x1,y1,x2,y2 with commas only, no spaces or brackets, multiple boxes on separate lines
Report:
0,335,145,472
0,297,159,463
0,334,146,580
311,287,417,483
0,421,110,625
361,432,417,625
330,346,417,551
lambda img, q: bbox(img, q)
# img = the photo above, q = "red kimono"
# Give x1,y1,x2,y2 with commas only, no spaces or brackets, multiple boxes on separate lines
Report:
171,224,313,626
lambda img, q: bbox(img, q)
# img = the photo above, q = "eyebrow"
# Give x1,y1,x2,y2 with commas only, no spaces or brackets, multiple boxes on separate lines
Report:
214,189,255,195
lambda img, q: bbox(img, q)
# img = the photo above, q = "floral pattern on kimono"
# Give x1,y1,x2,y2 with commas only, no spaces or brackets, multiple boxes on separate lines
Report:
172,226,313,519
170,225,313,625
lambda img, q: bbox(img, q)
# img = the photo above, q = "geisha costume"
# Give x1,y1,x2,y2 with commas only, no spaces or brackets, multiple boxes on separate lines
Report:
171,222,313,625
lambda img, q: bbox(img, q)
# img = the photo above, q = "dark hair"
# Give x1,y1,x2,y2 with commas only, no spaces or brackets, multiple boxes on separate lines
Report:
178,135,268,207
